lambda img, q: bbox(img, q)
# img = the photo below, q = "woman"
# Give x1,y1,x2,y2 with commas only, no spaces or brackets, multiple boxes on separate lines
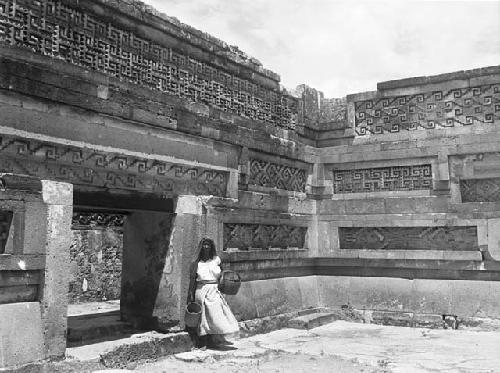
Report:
187,238,239,348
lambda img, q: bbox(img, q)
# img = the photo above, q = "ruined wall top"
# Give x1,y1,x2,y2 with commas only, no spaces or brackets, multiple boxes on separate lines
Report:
79,0,280,82
2,0,500,149
0,0,297,129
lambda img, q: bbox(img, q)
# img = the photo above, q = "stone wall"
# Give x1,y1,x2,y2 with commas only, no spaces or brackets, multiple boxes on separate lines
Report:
0,176,73,368
69,212,124,303
3,1,500,368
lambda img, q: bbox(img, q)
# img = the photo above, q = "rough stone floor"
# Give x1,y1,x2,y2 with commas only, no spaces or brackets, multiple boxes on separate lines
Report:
85,320,500,373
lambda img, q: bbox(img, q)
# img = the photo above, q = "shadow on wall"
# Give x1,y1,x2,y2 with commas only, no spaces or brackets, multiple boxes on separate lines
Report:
121,212,176,331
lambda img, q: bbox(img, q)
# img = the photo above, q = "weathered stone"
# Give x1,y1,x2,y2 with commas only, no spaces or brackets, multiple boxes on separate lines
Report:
0,302,45,368
288,312,340,329
69,227,123,303
40,181,73,358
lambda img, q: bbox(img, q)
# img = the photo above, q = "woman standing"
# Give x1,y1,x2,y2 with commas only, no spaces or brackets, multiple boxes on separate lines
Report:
187,238,239,348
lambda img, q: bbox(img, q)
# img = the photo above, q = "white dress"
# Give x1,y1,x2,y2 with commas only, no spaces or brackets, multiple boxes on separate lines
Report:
194,256,239,336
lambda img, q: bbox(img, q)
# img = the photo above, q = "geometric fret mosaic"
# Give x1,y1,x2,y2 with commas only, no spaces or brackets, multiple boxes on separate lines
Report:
249,159,307,192
339,226,479,251
461,178,500,202
0,135,228,197
0,0,297,128
355,85,500,136
223,223,307,251
332,165,432,194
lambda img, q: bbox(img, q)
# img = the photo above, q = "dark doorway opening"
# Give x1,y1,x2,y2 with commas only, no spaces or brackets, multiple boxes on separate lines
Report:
67,188,175,347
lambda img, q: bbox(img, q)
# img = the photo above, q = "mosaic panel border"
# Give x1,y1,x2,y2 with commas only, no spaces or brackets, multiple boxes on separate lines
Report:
0,135,228,196
249,159,307,192
339,226,479,251
461,178,500,202
223,223,307,251
355,85,500,136
332,165,432,194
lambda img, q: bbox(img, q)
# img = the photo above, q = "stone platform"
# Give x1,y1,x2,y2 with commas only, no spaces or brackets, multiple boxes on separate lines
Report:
67,301,135,347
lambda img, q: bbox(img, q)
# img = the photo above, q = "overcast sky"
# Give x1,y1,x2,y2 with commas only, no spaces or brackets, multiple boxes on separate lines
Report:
144,0,500,98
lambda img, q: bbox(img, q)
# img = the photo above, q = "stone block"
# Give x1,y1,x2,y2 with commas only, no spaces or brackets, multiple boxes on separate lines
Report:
41,202,73,358
413,313,445,329
41,180,73,205
413,197,449,213
175,195,204,215
441,251,481,261
251,278,289,317
0,302,45,368
344,199,385,215
23,202,47,255
297,276,321,308
449,281,500,319
348,277,413,311
411,279,453,315
487,218,500,260
99,332,193,369
316,276,350,308
319,200,346,215
314,221,339,256
384,198,416,214
288,312,340,329
371,310,414,327
224,281,258,321
242,277,318,318
283,277,311,312
0,91,22,107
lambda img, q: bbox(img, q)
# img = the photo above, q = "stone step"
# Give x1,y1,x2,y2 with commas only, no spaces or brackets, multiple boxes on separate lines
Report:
67,311,135,347
287,311,340,330
65,331,193,368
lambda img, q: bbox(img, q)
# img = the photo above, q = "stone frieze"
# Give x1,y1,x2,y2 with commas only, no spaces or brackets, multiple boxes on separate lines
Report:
0,0,297,128
0,135,228,196
355,85,500,135
332,164,432,194
223,223,307,251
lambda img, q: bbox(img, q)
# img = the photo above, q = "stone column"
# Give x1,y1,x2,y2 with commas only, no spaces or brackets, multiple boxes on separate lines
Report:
121,195,216,330
121,196,218,330
38,180,73,358
172,195,219,328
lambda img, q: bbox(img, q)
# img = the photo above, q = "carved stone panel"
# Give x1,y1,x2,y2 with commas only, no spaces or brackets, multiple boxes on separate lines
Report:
355,85,500,135
333,165,432,194
249,159,307,192
72,212,125,230
461,178,500,202
339,226,478,251
0,0,297,128
223,223,307,251
0,135,228,196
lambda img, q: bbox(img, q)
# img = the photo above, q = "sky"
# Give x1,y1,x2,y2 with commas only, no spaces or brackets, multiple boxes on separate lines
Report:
144,0,500,98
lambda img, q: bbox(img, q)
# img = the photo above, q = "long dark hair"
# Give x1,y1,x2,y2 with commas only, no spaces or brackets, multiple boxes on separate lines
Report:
197,238,217,262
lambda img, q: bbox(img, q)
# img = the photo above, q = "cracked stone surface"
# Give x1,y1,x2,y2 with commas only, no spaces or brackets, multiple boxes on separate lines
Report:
90,320,500,373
